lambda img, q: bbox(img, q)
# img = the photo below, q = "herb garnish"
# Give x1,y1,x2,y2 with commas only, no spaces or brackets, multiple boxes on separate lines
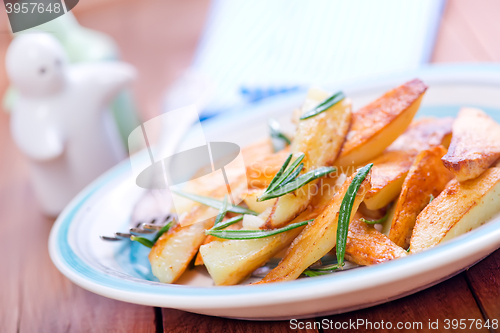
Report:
131,220,175,248
209,215,244,231
173,190,257,215
205,219,312,240
213,195,229,228
300,91,345,120
257,152,335,201
360,210,389,225
269,118,291,152
429,194,435,204
336,163,373,268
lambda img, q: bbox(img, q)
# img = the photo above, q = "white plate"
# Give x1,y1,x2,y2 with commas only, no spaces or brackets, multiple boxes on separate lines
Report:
49,65,500,320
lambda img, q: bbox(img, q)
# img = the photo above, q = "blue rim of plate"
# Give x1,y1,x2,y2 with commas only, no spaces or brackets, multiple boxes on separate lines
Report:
49,64,500,307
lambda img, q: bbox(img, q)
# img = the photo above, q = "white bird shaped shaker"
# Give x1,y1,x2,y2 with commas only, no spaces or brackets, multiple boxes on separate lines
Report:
6,33,136,216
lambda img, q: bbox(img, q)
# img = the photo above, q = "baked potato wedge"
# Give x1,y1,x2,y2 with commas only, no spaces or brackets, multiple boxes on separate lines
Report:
246,147,290,189
345,215,407,265
149,177,248,283
442,107,500,182
363,117,454,210
335,79,427,168
255,170,371,284
263,87,352,229
363,150,415,210
388,146,454,248
387,117,454,152
410,168,500,253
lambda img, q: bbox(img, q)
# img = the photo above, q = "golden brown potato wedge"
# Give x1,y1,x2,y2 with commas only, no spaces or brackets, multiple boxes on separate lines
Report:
149,177,248,283
263,87,352,229
335,79,427,168
386,117,454,152
442,107,500,182
363,117,454,210
254,170,371,284
388,146,454,248
243,189,277,214
363,150,415,210
410,168,500,253
199,176,340,285
345,215,407,265
194,222,241,266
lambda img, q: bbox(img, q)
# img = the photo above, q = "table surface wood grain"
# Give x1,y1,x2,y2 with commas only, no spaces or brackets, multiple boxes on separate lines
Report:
1,1,500,332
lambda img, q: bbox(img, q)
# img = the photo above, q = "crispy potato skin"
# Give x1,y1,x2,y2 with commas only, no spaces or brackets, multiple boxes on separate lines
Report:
335,79,427,167
345,215,407,265
410,168,500,253
388,146,454,248
387,117,454,152
364,150,415,210
263,89,352,229
254,171,371,284
199,177,339,284
442,108,500,182
363,117,454,210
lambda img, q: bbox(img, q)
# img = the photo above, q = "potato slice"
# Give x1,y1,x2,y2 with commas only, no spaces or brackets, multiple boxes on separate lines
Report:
388,146,454,248
199,176,340,285
410,168,500,253
255,170,371,284
363,117,454,210
386,117,454,152
149,177,247,283
243,189,277,214
442,107,500,182
363,150,415,210
345,215,407,265
335,79,427,168
263,88,352,229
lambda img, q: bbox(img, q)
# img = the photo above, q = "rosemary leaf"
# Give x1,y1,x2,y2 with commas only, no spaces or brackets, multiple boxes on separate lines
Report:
336,163,373,268
300,91,345,120
281,163,304,185
360,211,389,225
269,118,291,151
210,215,244,231
213,195,228,228
429,194,435,204
268,152,305,192
309,262,344,272
130,236,154,248
152,220,174,243
258,166,335,201
303,269,327,277
266,153,293,193
205,219,312,240
172,190,257,215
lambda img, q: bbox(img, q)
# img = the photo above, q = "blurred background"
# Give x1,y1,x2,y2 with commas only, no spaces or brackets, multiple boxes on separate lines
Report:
0,0,499,124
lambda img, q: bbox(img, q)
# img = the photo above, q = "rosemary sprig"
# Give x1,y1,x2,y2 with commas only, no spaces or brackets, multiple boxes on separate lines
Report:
429,194,435,204
269,118,291,152
360,210,389,225
130,236,154,248
152,220,174,243
209,215,244,231
300,91,345,120
336,163,373,268
302,270,327,277
205,219,312,240
258,166,335,202
132,220,175,248
213,195,228,228
172,190,257,215
257,152,335,202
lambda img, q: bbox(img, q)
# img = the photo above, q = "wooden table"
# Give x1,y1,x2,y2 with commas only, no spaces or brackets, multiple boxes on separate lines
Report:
1,1,500,332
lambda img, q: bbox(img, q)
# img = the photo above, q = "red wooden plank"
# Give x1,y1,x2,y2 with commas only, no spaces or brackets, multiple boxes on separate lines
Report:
162,308,318,333
466,249,500,324
320,274,488,333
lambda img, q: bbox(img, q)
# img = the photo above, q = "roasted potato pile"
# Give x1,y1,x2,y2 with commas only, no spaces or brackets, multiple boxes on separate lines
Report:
147,79,500,286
